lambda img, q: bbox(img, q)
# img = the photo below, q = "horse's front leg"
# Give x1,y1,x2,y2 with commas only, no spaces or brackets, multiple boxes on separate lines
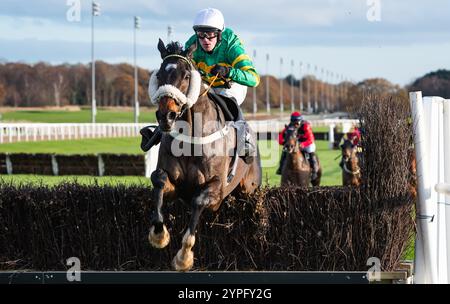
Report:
172,177,222,271
148,168,175,249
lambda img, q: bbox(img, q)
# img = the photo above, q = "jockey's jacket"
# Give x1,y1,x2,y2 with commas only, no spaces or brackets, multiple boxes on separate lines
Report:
346,128,361,146
185,28,260,88
278,121,315,149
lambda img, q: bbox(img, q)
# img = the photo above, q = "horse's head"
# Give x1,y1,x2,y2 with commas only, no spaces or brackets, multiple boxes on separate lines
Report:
341,139,357,163
284,126,299,153
149,39,200,132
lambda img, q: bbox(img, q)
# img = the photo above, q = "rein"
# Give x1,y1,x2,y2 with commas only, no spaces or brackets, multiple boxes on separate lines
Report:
199,73,219,97
342,155,360,175
162,54,194,69
154,54,230,146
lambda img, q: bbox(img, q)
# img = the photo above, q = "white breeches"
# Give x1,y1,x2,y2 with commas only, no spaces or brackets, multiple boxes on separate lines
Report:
302,143,316,153
212,82,248,105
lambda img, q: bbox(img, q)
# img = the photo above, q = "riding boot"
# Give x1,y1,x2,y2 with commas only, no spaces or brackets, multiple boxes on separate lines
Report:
276,150,287,175
308,152,319,180
140,125,162,152
231,99,256,165
339,158,344,169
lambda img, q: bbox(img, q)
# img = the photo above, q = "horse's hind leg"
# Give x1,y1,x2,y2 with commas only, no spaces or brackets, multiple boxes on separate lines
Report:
241,147,262,193
311,167,322,187
148,169,174,249
172,177,222,271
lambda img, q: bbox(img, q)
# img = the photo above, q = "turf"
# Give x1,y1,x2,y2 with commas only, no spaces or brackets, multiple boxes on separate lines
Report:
0,138,342,187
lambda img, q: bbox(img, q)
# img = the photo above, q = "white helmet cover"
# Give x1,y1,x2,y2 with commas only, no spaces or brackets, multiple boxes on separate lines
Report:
193,8,225,31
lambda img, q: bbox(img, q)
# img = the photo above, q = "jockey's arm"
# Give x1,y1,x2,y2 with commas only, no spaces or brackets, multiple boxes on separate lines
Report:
226,40,260,87
278,127,287,146
299,123,314,149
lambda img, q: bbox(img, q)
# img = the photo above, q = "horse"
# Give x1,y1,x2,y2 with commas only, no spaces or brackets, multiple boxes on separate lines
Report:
340,139,361,186
147,40,262,271
407,146,417,198
280,126,322,187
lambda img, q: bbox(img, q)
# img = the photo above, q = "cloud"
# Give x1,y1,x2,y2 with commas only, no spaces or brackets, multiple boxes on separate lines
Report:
1,0,449,86
1,0,449,46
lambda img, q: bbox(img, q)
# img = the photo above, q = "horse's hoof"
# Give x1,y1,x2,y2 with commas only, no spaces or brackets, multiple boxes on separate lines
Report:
148,225,170,248
172,249,194,272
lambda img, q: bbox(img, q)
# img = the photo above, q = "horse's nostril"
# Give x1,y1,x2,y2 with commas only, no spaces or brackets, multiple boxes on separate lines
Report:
168,111,177,120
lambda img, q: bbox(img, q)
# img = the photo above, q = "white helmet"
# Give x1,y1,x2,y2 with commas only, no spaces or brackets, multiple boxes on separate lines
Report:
193,8,225,32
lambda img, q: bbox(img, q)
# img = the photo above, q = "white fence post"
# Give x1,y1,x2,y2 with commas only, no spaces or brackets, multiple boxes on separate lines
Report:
410,91,436,284
410,92,450,284
328,124,335,149
51,155,59,176
442,99,450,284
5,154,13,174
98,154,105,177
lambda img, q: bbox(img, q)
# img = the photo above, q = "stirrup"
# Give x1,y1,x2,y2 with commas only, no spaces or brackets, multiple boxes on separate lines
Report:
241,143,255,164
276,167,282,175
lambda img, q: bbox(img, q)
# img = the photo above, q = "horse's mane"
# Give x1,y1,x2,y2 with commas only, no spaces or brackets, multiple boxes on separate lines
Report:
342,138,354,150
166,42,184,56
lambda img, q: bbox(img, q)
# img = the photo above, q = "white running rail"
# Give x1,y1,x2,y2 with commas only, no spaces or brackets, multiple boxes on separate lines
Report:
0,119,358,144
410,92,450,284
0,123,149,143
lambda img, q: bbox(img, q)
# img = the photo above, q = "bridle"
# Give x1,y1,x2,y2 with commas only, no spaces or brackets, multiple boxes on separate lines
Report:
283,127,300,154
342,142,360,175
149,53,202,116
162,54,195,71
151,52,230,146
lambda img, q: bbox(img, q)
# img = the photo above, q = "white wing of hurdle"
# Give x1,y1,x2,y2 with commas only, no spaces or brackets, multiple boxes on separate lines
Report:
410,91,450,284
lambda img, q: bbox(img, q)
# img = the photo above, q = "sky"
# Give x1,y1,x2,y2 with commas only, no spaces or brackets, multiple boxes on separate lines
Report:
1,0,449,86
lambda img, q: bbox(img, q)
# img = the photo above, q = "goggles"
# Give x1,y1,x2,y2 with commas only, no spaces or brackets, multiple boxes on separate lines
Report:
197,31,218,40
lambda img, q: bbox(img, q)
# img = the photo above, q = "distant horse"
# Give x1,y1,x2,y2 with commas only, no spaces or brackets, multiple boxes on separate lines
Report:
341,139,361,186
408,146,417,198
281,126,321,187
147,40,262,271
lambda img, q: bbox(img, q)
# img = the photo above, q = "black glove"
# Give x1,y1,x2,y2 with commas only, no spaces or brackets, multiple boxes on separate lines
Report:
140,126,162,152
210,65,230,78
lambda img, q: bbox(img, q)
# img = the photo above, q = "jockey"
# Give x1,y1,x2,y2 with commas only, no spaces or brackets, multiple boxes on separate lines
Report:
346,125,361,146
339,124,362,168
184,8,260,164
276,111,319,180
140,8,259,165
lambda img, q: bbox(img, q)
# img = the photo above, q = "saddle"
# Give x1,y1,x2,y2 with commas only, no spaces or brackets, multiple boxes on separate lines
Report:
206,91,254,182
206,91,240,122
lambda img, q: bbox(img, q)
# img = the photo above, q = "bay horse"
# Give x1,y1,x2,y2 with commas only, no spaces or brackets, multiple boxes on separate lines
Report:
147,40,262,271
341,139,361,186
281,126,321,187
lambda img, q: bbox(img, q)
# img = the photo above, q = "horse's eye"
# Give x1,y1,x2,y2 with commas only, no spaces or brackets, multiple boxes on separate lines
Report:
184,73,191,80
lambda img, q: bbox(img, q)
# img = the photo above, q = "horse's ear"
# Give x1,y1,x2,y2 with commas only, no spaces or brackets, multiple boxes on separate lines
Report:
157,38,167,59
184,42,197,59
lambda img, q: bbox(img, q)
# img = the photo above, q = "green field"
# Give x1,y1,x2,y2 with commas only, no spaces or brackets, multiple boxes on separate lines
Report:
0,108,157,123
0,138,342,187
0,109,333,134
0,137,141,155
0,108,307,123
